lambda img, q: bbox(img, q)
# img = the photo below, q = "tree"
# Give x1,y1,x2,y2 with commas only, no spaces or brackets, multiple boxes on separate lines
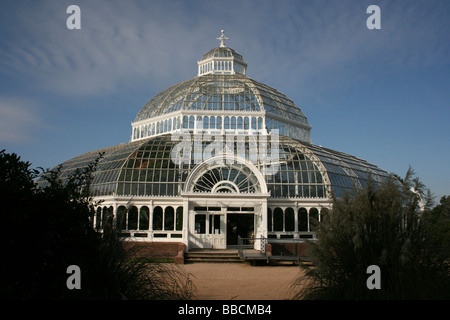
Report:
0,149,195,299
423,195,450,259
291,168,450,300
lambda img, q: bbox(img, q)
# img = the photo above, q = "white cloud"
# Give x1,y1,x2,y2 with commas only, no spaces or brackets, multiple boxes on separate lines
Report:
0,0,447,97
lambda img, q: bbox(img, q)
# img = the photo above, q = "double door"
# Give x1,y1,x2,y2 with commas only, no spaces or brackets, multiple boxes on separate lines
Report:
191,211,226,249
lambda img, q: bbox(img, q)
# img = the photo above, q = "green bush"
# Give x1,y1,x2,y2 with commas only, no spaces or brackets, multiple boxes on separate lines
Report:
292,169,450,300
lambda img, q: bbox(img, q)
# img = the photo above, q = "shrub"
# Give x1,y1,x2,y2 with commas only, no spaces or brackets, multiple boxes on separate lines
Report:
291,169,450,300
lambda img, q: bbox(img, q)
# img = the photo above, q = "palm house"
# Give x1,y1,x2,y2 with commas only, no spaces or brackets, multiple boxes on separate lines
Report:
39,31,390,262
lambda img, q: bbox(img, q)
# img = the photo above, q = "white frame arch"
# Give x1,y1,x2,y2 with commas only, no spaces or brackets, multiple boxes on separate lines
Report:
184,154,269,195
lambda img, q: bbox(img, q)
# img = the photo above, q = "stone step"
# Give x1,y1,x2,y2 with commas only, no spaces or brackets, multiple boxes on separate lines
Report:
184,249,243,263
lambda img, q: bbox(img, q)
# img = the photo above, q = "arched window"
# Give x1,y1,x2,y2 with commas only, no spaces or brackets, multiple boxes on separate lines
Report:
164,206,175,230
258,117,262,130
168,118,172,131
153,206,163,230
224,116,230,129
274,207,283,231
196,116,203,129
231,116,236,129
203,116,209,129
298,208,308,232
310,208,319,231
285,207,295,231
217,116,222,129
96,207,102,229
139,206,149,230
244,117,249,130
209,116,215,129
237,116,243,129
102,206,108,229
117,206,127,230
183,116,188,129
176,207,183,231
189,116,195,129
128,206,138,230
251,117,257,130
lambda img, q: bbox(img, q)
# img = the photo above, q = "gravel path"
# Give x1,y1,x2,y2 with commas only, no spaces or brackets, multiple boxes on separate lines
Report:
181,262,304,300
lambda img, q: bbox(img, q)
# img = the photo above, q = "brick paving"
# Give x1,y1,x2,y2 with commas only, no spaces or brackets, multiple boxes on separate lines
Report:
181,262,304,300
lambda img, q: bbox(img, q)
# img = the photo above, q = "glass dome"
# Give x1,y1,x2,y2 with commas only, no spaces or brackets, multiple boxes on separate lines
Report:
132,36,312,144
133,74,312,143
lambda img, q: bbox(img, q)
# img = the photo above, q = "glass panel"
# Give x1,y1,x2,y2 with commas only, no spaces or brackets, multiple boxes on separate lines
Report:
128,206,138,230
153,206,163,230
176,207,183,231
139,206,149,230
274,208,283,231
231,116,236,129
96,207,102,229
285,208,295,231
309,208,319,231
195,214,206,234
117,206,127,230
298,208,308,231
237,116,243,129
164,206,175,231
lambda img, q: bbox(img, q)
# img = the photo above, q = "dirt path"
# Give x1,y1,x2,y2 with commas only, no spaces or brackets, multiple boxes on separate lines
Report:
181,263,304,300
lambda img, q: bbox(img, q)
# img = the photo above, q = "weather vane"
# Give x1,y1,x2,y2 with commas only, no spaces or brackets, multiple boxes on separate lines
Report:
217,30,229,48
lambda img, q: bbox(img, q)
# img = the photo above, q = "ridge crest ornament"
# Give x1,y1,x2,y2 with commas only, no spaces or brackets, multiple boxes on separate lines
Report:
217,30,229,47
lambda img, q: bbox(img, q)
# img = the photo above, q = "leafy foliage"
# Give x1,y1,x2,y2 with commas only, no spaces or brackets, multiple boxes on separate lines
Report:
0,149,195,300
292,168,450,300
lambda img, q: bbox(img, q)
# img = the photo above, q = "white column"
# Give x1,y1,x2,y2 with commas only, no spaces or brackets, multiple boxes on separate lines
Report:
148,200,153,240
183,198,190,250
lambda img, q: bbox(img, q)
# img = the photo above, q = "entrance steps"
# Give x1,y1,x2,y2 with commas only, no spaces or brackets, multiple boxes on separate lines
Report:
184,249,243,263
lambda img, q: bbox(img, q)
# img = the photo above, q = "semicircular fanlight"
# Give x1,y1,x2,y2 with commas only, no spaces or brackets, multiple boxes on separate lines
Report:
192,163,260,193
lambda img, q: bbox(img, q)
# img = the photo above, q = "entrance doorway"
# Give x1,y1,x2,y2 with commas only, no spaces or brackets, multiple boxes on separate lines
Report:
190,209,226,249
226,213,254,246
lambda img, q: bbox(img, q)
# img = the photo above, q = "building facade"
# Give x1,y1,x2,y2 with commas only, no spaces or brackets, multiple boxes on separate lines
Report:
39,32,390,257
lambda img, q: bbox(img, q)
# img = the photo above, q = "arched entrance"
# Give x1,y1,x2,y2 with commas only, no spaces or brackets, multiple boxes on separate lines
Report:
183,155,269,250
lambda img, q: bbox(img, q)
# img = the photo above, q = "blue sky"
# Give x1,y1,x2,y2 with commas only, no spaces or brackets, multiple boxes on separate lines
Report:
1,0,449,201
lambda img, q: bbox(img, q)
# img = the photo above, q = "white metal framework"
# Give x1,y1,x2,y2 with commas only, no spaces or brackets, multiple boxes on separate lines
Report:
38,32,390,253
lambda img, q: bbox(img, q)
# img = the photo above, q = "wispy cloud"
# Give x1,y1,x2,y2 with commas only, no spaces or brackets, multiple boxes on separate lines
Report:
0,0,448,98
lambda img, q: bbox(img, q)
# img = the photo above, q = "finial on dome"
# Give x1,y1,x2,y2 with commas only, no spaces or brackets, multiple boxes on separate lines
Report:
217,30,228,48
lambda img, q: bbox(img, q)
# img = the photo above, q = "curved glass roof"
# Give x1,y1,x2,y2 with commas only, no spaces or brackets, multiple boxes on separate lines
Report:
41,35,390,201
134,74,309,126
201,46,244,61
37,134,390,199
